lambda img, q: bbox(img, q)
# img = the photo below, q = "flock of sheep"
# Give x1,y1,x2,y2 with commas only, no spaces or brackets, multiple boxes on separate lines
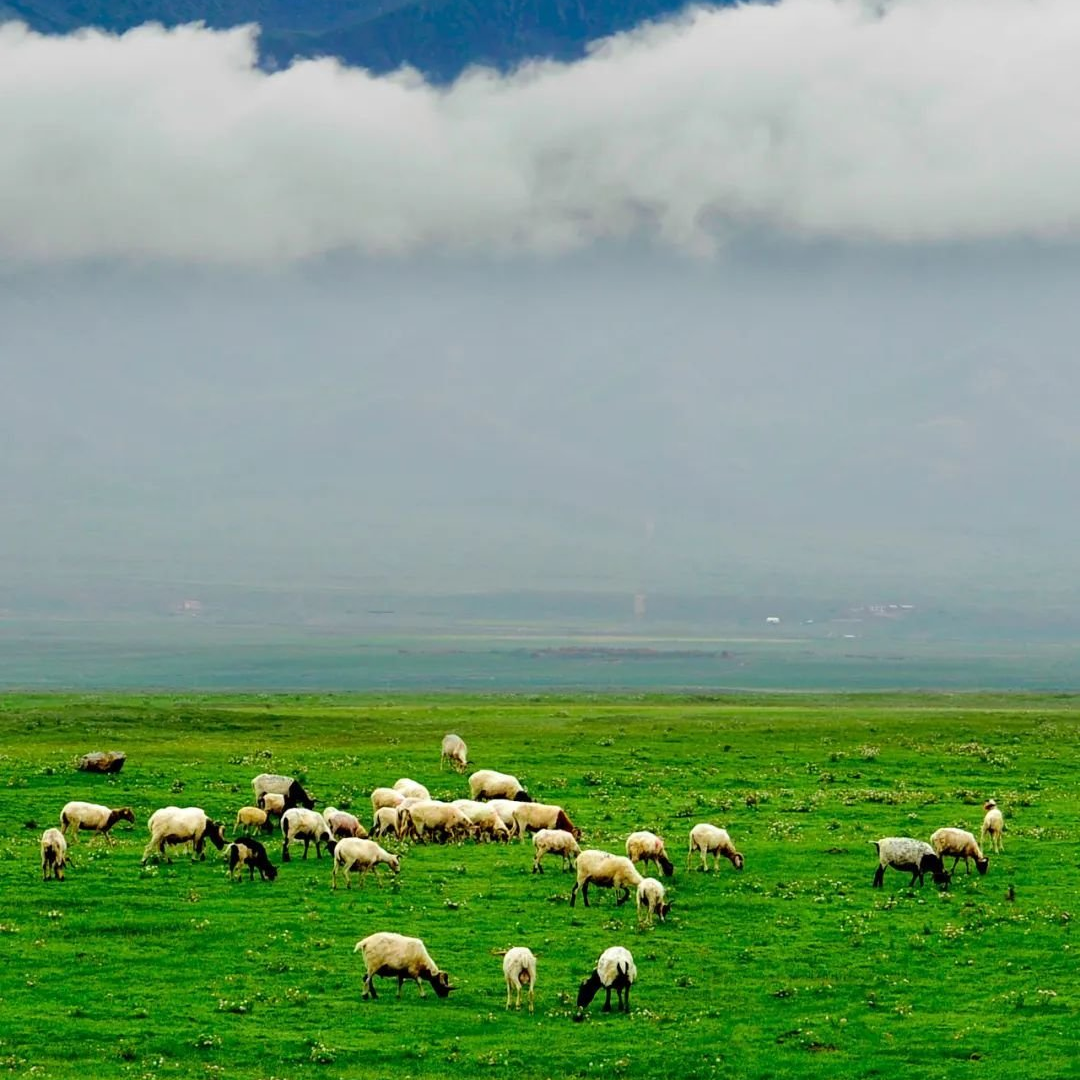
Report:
37,733,1008,1019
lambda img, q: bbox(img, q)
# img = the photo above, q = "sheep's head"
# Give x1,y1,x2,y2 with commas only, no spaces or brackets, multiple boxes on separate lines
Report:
731,852,745,871
514,790,533,803
431,971,456,997
577,971,602,1010
116,807,136,825
207,822,228,850
975,856,990,876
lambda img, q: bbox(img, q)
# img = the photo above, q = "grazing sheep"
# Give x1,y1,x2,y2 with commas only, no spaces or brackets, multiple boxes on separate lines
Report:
636,877,672,926
626,831,675,876
451,800,511,842
280,808,335,862
503,946,537,1013
226,837,278,882
370,787,406,821
393,778,431,801
575,946,637,1019
401,800,470,843
41,828,67,881
252,773,314,812
59,801,135,844
511,802,579,842
440,734,469,772
372,806,402,840
981,800,1005,853
142,806,227,864
532,828,580,873
261,793,286,821
355,932,456,1000
930,827,989,875
687,824,744,872
233,806,272,836
870,838,951,888
485,799,523,828
332,838,401,889
469,769,531,802
570,849,643,908
323,807,368,840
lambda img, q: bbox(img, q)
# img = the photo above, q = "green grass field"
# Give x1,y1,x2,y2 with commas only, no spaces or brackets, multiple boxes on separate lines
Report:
1,693,1076,1079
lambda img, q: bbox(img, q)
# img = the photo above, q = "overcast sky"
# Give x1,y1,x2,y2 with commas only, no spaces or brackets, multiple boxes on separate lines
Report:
4,0,1080,604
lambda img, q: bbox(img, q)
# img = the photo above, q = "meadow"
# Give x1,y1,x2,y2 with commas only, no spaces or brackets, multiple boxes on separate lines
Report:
0,692,1076,1080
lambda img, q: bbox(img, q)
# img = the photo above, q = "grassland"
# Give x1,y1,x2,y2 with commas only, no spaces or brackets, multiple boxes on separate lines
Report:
0,692,1077,1080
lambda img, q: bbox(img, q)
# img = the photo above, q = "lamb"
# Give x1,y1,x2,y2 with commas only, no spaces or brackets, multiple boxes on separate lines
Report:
226,837,278,882
870,837,951,888
569,849,644,907
142,806,227,864
440,734,469,772
252,773,314,812
469,769,531,802
636,877,672,926
41,828,67,881
323,807,368,840
401,800,470,843
575,946,637,1019
930,827,989,875
332,838,401,889
450,800,512,842
625,831,675,876
981,800,1005,853
393,778,430,800
372,806,401,839
370,787,405,820
687,824,744,872
532,828,581,873
355,932,456,1000
280,808,335,862
59,801,135,844
502,946,537,1013
233,806,272,836
511,802,579,841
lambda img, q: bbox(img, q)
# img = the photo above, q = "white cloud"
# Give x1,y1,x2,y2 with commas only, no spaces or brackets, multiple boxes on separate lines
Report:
2,0,1080,264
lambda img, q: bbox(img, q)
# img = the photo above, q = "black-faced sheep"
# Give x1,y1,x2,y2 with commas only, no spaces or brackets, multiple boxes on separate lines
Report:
502,946,537,1013
930,827,989,875
143,806,227,864
280,808,334,862
41,828,67,881
575,946,636,1019
332,838,400,889
59,801,135,844
226,837,278,881
440,734,469,772
569,849,643,907
532,828,580,873
355,932,456,1000
870,837,950,888
687,824,744,872
252,773,314,812
626,831,675,876
468,769,531,802
981,800,1005,853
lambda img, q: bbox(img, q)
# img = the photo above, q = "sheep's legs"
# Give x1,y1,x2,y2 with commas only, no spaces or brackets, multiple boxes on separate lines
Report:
602,988,612,1012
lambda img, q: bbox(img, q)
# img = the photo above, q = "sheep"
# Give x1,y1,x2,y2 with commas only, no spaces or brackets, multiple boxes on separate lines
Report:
486,799,523,828
393,778,430,801
870,837,951,888
569,849,643,908
233,806,272,836
355,932,456,1000
469,769,531,802
401,800,470,843
370,787,406,821
59,801,135,844
332,838,401,889
511,802,580,842
687,824,744,872
532,828,580,873
440,733,469,772
575,946,637,1019
930,827,989,875
280,808,335,862
372,806,402,839
502,946,537,1013
323,807,368,840
626,831,675,876
981,800,1005,853
41,828,67,881
261,793,286,821
252,773,314,812
226,837,278,882
451,800,512,842
636,877,672,926
142,806,227,864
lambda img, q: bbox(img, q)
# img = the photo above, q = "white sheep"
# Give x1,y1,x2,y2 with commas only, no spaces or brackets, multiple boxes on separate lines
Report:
280,808,334,862
468,769,531,802
930,827,989,875
372,806,401,839
142,806,227,864
687,824,744,872
502,946,537,1013
511,802,580,841
531,828,580,873
575,946,637,1018
261,793,286,820
59,801,135,844
233,806,272,836
401,800,470,843
870,837,950,888
370,787,406,821
252,773,314,811
323,807,368,839
393,778,431,800
332,838,400,889
625,831,675,876
450,800,511,842
485,799,522,828
41,828,68,881
570,849,643,907
981,800,1005,853
636,877,672,925
440,734,469,772
355,932,456,999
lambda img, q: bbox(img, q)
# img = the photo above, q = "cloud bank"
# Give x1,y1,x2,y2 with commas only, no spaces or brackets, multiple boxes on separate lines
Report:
3,0,1080,264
